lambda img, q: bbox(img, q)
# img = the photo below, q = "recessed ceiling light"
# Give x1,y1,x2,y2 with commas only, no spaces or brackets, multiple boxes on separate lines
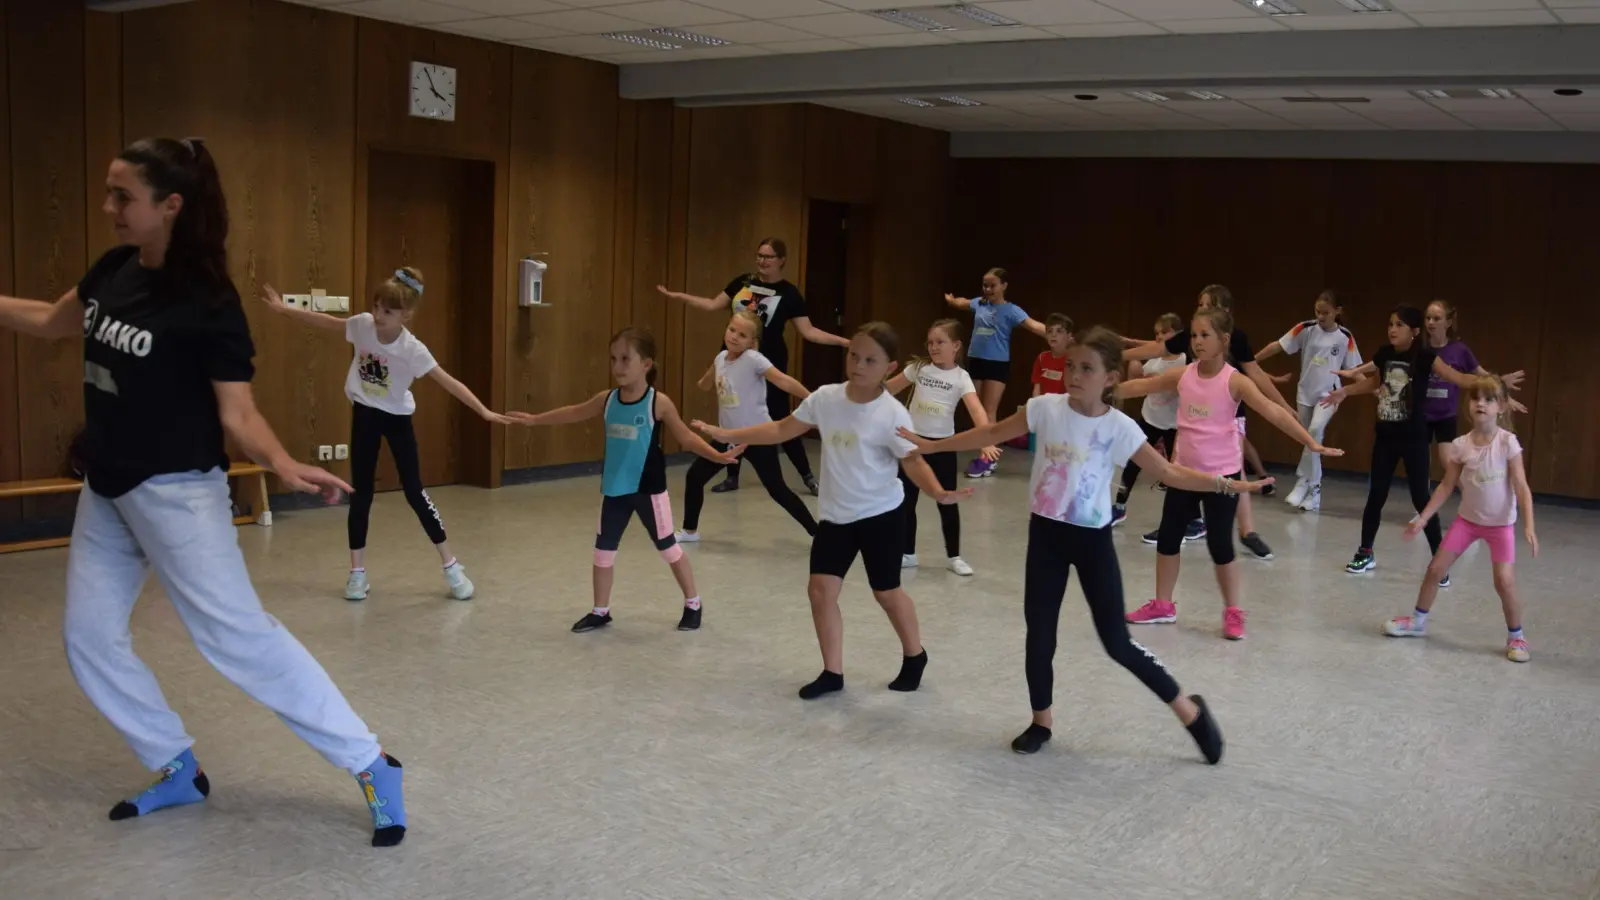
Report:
600,32,683,50
944,4,1020,27
1412,89,1449,100
869,8,956,31
649,27,729,47
1128,91,1170,102
1479,88,1516,99
1187,90,1228,101
1555,88,1585,97
938,95,984,106
1334,0,1390,11
896,97,937,107
1241,0,1304,15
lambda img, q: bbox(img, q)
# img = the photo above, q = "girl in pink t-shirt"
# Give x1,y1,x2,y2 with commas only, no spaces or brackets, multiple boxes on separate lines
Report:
1119,308,1341,641
1383,375,1539,662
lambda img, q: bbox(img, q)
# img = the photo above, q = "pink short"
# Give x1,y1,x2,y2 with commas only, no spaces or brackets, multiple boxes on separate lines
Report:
1440,517,1515,564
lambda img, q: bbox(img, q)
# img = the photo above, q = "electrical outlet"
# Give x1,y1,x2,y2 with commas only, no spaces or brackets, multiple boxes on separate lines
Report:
317,445,333,461
313,295,351,314
283,293,314,310
335,444,349,460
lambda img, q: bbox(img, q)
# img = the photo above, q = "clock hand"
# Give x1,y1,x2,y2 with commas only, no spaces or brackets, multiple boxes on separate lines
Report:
425,70,446,101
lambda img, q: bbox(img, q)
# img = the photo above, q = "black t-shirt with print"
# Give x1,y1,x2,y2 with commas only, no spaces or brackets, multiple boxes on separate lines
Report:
1166,327,1256,415
1370,343,1437,440
722,274,806,372
76,246,256,497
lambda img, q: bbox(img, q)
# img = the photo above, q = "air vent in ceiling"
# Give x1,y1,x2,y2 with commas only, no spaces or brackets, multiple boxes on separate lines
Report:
1282,96,1372,103
868,5,1021,32
897,95,985,107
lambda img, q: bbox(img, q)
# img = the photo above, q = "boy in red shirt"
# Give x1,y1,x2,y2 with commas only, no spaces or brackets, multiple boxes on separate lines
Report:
1030,313,1075,397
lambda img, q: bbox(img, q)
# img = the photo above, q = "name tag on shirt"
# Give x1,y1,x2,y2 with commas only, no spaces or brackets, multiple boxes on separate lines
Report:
1185,402,1212,419
1309,354,1328,367
1041,368,1063,381
607,423,638,440
974,327,995,337
1427,387,1449,399
914,399,948,418
828,431,858,450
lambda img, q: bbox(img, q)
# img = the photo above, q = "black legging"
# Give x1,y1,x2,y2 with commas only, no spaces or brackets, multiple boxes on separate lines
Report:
1155,478,1239,564
685,443,816,534
348,402,447,550
1025,515,1180,711
1117,420,1176,502
898,447,959,557
726,381,813,481
1360,432,1442,554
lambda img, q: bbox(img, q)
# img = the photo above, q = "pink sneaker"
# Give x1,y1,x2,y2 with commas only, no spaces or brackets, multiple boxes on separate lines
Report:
1126,599,1176,625
1222,607,1247,641
1506,636,1530,663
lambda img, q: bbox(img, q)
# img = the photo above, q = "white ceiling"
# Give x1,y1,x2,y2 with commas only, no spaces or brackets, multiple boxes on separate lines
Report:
285,0,1600,131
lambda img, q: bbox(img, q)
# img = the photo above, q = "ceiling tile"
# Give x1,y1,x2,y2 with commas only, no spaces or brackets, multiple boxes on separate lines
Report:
1389,0,1542,10
432,0,564,15
1554,9,1600,23
686,0,842,15
1551,114,1600,131
1282,13,1416,29
513,8,650,32
337,0,482,23
843,32,957,47
520,34,659,55
943,26,1061,41
1096,0,1266,20
1409,10,1557,26
770,11,918,37
589,2,745,27
758,38,859,53
1040,21,1168,36
969,0,1136,25
435,16,571,39
690,20,826,42
1158,17,1287,33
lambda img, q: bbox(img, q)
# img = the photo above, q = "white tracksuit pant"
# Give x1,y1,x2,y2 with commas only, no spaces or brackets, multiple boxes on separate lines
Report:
1295,402,1337,487
63,468,380,775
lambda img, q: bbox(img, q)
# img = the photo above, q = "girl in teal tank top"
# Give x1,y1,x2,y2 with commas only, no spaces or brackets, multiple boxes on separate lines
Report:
508,327,741,634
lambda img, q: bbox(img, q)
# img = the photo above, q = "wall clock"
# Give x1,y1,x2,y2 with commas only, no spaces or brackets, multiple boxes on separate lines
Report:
409,61,456,122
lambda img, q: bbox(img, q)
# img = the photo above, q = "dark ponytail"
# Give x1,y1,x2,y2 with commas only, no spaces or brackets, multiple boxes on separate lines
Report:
118,137,231,295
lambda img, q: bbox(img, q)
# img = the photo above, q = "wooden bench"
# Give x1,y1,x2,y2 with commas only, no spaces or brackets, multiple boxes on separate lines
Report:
0,463,271,554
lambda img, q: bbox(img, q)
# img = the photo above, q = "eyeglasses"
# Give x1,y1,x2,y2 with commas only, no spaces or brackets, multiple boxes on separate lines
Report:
755,253,780,261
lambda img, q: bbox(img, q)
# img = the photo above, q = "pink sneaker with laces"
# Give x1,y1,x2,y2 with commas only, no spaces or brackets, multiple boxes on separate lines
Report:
1126,599,1176,625
1222,607,1247,641
1505,636,1530,663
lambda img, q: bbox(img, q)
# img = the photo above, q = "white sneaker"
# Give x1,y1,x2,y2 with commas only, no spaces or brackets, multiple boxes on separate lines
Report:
674,530,700,543
444,562,474,601
1298,486,1321,512
901,553,919,569
1285,479,1308,507
948,556,974,576
344,570,370,601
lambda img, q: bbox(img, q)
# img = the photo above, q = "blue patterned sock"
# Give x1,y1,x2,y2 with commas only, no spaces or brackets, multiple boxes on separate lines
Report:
109,747,210,821
356,752,407,847
1508,627,1524,640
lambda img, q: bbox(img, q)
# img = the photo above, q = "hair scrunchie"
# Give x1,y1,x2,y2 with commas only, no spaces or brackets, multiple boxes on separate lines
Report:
394,269,423,294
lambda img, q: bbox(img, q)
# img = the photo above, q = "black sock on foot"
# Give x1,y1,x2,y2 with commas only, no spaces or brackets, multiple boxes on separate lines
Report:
887,649,928,692
1185,694,1224,765
798,670,844,700
1010,723,1052,754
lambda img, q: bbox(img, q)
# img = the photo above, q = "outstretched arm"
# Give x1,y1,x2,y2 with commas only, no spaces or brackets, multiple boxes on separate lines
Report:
960,390,1003,462
1020,317,1047,339
428,367,512,424
764,366,811,400
508,390,609,427
694,414,810,448
1113,365,1186,401
1430,357,1480,390
901,407,1029,456
213,381,353,498
1239,359,1296,414
656,393,742,464
901,454,974,505
1234,373,1341,455
259,284,345,333
1122,340,1170,362
1324,373,1378,406
791,315,851,348
656,284,730,313
1254,342,1285,363
1130,444,1271,496
943,293,973,311
696,363,715,392
0,288,83,340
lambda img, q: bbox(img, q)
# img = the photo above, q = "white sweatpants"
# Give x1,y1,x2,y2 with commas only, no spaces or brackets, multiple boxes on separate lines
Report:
63,468,381,775
1295,402,1337,487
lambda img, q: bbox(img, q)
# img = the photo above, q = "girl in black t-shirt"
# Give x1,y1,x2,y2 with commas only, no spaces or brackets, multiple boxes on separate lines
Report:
0,138,407,847
1324,305,1479,578
657,237,849,495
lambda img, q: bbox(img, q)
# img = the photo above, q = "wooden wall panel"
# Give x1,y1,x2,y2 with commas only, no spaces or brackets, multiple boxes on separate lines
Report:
0,0,17,506
83,11,122,266
805,105,880,206
503,49,619,469
122,0,359,485
869,120,950,361
9,1,87,482
1533,165,1600,497
678,105,805,430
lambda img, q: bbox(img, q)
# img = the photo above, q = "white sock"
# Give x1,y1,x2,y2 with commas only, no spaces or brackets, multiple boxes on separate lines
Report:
684,596,701,611
351,567,365,573
592,606,610,616
442,558,459,570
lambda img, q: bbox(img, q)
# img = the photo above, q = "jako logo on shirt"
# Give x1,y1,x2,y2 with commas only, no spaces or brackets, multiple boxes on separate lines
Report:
87,301,154,357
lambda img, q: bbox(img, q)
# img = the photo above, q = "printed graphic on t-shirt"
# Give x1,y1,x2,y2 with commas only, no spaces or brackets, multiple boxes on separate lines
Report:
829,431,858,451
716,374,739,408
731,284,780,325
1032,428,1117,526
1378,361,1414,422
357,352,391,398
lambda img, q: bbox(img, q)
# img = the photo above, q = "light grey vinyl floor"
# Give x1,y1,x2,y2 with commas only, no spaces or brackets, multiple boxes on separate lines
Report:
2,455,1598,900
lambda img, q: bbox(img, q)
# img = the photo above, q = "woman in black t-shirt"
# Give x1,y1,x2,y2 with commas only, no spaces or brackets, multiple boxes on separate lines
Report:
658,237,849,495
0,138,407,847
1324,305,1479,578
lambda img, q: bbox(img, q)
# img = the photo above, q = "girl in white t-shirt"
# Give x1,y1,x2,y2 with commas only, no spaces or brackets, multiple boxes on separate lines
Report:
1113,312,1185,525
677,310,816,542
902,327,1266,761
1254,290,1362,512
1382,375,1538,663
883,319,997,576
695,323,971,701
263,269,510,603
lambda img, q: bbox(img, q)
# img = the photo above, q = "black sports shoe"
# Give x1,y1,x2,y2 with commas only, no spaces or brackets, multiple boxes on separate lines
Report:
803,474,820,496
1185,695,1224,764
1346,550,1376,574
711,477,739,494
677,606,701,631
1259,481,1276,498
1239,532,1274,560
1010,723,1052,755
1142,527,1160,545
571,612,613,633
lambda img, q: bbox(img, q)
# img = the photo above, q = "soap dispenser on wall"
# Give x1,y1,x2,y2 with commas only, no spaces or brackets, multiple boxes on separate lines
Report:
518,256,550,308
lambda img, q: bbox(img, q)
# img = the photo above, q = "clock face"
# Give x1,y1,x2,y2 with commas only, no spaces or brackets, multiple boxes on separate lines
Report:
409,62,457,122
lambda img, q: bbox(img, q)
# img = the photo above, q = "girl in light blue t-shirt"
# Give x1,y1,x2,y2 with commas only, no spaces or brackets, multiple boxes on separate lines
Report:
943,267,1047,477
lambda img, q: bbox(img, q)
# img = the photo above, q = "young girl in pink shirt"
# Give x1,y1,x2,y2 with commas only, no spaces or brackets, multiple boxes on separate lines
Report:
1382,375,1539,662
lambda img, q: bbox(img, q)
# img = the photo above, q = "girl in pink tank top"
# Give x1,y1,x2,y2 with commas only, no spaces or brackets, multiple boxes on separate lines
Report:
1118,307,1341,641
